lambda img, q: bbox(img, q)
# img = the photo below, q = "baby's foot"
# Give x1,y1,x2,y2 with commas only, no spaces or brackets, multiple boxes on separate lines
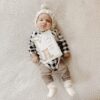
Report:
65,87,75,96
47,82,57,98
64,80,75,96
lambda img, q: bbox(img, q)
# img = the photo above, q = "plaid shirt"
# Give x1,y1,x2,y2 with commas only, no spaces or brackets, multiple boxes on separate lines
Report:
29,30,69,71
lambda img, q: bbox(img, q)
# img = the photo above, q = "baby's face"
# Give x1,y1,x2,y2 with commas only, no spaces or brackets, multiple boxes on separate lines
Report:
36,13,52,32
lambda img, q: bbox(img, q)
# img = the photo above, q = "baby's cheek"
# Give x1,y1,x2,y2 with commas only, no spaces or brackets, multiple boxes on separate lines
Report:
48,24,52,28
37,24,41,28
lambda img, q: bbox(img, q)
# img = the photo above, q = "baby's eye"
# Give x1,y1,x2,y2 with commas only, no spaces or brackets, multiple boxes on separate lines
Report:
46,19,51,23
40,19,43,21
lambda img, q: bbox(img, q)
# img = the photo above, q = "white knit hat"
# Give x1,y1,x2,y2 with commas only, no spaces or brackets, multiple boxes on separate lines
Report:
34,4,56,29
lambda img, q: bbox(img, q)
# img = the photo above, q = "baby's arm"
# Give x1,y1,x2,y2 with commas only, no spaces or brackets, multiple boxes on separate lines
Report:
29,33,39,63
57,33,70,58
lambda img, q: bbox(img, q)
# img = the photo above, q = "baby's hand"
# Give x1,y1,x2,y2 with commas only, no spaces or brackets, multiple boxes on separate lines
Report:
32,54,39,63
64,52,71,58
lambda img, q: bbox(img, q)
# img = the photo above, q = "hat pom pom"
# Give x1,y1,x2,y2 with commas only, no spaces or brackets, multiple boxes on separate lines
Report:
41,4,49,9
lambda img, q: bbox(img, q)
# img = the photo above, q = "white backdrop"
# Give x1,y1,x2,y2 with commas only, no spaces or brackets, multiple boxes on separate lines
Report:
0,0,100,100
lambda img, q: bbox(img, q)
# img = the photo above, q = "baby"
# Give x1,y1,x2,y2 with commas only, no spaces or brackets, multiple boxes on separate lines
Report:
29,5,75,98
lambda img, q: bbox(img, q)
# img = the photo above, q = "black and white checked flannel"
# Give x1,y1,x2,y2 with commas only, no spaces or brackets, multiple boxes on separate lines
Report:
29,31,69,71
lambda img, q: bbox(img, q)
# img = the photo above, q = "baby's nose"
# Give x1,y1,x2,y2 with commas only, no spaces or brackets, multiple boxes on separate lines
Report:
42,21,47,25
43,20,46,23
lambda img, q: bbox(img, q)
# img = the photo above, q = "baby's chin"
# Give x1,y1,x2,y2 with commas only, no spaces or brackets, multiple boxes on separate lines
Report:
38,28,50,32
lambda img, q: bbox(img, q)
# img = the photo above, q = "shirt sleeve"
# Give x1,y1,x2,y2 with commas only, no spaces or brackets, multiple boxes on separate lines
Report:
57,33,70,54
28,32,37,55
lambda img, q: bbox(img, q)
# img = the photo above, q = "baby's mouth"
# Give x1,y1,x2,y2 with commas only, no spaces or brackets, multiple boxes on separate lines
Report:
39,25,47,31
41,25,46,27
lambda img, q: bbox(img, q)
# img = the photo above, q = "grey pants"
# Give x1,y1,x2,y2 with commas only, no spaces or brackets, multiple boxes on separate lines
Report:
38,58,71,85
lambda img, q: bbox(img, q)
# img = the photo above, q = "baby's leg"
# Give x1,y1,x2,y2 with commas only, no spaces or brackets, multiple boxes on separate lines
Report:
58,59,75,96
39,63,57,98
58,59,71,81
